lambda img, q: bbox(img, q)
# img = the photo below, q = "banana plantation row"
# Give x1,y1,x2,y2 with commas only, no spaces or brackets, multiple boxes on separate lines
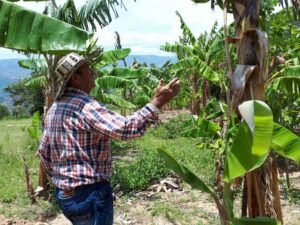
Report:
0,0,299,224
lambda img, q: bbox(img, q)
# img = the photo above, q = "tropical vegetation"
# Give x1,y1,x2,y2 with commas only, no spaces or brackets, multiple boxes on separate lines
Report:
0,0,299,224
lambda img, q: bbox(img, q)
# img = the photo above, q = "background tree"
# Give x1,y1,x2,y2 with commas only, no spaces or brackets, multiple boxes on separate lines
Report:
0,104,9,119
188,0,300,222
1,0,136,196
4,77,44,118
161,12,225,115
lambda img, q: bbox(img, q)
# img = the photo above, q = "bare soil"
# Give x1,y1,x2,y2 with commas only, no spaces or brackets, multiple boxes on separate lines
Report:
1,173,300,225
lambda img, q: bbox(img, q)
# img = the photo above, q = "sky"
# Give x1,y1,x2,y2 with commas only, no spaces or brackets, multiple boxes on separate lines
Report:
0,0,234,59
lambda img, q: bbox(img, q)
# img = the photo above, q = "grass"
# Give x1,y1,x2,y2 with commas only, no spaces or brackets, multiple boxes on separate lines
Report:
1,115,300,224
110,114,215,193
0,118,58,220
0,118,38,202
0,115,215,221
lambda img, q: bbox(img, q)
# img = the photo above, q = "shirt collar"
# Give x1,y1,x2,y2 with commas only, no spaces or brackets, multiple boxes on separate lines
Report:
63,87,90,98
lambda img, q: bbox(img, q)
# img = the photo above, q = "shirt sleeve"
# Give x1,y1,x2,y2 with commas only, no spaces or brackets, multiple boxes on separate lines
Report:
83,101,159,141
37,130,53,178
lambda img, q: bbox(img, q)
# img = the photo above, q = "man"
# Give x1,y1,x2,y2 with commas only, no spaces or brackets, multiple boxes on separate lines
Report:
37,52,180,225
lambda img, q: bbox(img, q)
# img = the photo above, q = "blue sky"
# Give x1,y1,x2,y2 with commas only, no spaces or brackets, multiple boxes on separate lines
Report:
0,0,233,59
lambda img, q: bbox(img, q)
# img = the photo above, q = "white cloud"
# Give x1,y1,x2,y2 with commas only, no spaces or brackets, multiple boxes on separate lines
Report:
96,28,183,56
96,30,178,47
128,46,175,56
0,0,233,58
95,0,234,55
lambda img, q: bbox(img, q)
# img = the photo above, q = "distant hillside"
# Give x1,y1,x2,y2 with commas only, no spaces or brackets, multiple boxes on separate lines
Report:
0,59,31,105
0,55,177,104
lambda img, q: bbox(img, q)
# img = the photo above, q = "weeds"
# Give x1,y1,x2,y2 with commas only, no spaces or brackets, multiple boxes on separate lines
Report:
0,115,214,221
148,113,192,139
111,142,170,193
151,202,187,222
111,115,215,193
288,188,300,204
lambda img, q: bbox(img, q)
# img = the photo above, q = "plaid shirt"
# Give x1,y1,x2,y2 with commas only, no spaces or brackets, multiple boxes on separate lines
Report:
38,87,158,190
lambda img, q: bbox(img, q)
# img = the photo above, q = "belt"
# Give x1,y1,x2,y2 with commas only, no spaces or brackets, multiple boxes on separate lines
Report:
61,189,76,197
61,179,108,197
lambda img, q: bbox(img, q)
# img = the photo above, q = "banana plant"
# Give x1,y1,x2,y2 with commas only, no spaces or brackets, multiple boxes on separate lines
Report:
1,0,135,108
27,111,42,144
20,47,159,111
161,12,226,115
17,58,48,88
158,100,300,225
266,48,300,98
1,0,138,196
0,0,94,114
44,0,129,32
265,48,300,130
91,48,150,110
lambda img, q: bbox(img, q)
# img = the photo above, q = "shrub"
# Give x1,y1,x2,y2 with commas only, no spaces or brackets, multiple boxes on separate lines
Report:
0,104,9,119
111,128,215,194
111,146,170,193
148,113,192,139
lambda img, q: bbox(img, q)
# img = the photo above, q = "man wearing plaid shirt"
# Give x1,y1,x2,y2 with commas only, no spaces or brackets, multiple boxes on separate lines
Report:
37,52,180,225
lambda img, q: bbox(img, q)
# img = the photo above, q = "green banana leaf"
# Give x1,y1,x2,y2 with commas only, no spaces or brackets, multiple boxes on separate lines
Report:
25,76,46,88
134,94,150,106
232,217,281,225
109,68,148,79
181,116,221,138
205,38,224,61
0,0,91,54
138,75,160,88
271,123,300,163
90,83,105,101
157,147,216,197
78,0,126,31
18,58,47,70
28,111,42,143
274,76,300,97
160,43,192,57
224,100,273,182
206,111,224,120
204,98,225,120
95,48,131,68
175,11,196,44
104,93,136,109
96,76,136,89
170,57,219,83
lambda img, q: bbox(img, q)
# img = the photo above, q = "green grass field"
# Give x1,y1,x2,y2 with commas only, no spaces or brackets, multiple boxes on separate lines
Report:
0,118,37,202
0,115,215,221
0,118,45,219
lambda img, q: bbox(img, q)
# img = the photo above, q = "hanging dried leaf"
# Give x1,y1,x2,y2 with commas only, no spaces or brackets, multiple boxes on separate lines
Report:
238,29,268,81
231,64,259,110
256,30,269,81
270,56,285,69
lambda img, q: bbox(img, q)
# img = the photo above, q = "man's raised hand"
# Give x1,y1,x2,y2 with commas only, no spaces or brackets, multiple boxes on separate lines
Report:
151,78,181,109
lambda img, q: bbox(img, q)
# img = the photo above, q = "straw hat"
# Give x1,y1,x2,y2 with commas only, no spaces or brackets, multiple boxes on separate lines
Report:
54,51,100,100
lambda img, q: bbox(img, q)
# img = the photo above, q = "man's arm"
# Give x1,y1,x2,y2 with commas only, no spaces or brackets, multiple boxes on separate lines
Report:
84,78,180,141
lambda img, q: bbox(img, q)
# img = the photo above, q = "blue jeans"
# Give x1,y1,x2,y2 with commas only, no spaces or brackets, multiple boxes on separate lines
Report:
55,182,113,225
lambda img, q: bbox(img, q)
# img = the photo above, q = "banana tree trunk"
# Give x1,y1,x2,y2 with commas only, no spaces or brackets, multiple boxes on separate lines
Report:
191,76,201,115
202,78,210,111
231,0,283,222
